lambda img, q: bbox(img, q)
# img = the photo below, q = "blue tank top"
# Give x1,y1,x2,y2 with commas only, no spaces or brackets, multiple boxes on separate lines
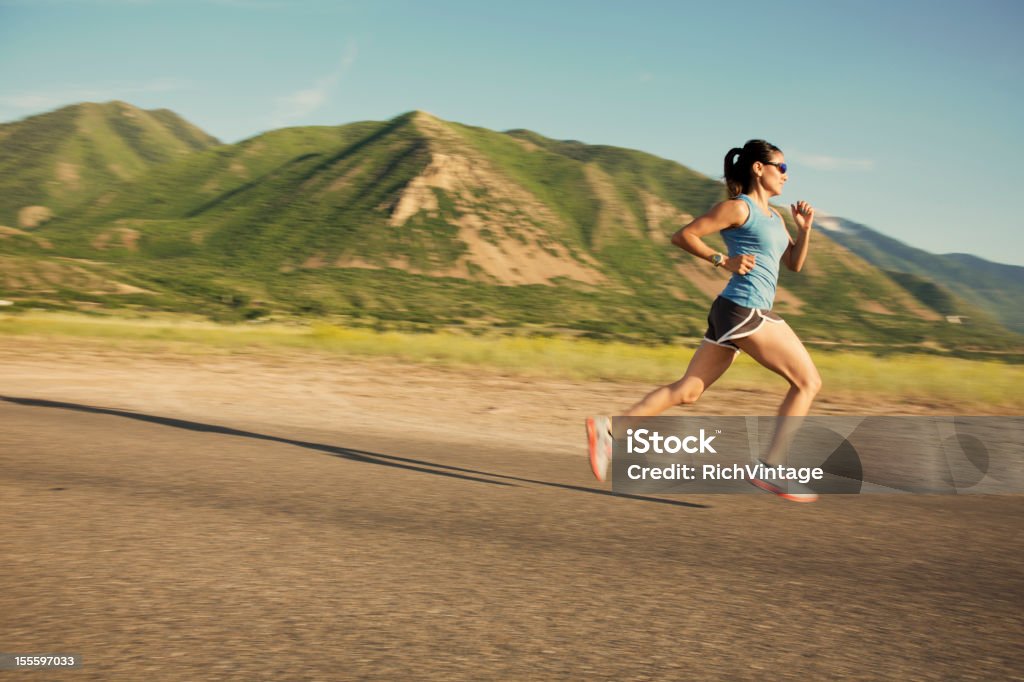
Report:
718,194,791,309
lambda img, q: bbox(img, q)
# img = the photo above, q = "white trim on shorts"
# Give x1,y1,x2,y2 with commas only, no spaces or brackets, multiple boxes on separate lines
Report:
702,336,742,351
723,310,785,343
717,308,757,343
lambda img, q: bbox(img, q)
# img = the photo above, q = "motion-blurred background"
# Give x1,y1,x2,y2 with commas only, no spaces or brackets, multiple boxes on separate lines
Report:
1,0,1022,362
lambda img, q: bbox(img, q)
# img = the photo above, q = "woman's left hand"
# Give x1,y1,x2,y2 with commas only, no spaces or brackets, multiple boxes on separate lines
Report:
790,201,814,232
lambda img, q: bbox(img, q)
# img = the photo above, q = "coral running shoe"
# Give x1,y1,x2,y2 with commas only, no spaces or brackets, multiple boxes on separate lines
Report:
586,416,613,482
749,462,819,503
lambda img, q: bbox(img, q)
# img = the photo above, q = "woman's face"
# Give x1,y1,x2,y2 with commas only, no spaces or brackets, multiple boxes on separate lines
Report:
759,152,788,197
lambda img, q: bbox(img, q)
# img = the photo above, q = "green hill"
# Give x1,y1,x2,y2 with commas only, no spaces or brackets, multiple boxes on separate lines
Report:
2,105,1020,356
0,100,220,229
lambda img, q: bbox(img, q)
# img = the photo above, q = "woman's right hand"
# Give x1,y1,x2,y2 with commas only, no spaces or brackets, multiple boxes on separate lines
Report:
725,254,756,275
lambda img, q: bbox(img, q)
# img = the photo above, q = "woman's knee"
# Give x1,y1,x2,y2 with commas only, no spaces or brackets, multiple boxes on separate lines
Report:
670,382,703,405
791,368,822,396
678,391,701,406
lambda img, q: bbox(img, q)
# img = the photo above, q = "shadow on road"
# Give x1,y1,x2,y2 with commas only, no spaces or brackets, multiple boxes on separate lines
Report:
2,396,709,509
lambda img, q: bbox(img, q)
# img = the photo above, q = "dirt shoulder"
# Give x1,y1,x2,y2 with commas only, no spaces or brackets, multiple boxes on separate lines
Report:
2,336,1009,461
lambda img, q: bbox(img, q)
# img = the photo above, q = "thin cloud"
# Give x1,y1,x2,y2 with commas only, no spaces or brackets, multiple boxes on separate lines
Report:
789,151,875,172
0,78,191,116
272,43,358,126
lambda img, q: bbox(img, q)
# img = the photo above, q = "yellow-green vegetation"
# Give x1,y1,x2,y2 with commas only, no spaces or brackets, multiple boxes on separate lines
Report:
3,312,1021,411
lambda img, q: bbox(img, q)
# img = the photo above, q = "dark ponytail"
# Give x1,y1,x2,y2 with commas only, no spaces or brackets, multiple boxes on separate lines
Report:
723,139,782,197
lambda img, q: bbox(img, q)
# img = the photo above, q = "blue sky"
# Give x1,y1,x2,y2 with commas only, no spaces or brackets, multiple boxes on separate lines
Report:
1,0,1022,265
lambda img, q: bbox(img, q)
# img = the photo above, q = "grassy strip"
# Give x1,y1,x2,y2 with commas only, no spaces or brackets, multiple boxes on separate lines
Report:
2,312,1021,410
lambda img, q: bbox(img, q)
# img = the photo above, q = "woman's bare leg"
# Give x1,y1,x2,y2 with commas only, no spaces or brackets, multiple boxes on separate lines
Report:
590,341,735,478
623,341,738,417
732,321,822,465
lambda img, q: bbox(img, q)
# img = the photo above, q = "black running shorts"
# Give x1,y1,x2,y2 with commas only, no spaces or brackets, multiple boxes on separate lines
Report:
704,296,784,350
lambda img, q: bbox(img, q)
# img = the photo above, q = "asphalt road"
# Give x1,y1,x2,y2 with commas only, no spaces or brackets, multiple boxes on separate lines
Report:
2,397,1022,680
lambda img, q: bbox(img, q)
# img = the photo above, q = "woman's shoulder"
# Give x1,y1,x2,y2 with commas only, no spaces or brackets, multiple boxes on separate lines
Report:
713,196,750,227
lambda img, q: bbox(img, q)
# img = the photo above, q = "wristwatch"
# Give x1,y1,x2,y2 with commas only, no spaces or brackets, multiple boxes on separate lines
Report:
710,253,725,268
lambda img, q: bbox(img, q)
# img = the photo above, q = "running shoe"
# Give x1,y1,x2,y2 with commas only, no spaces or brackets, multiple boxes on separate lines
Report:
749,462,819,503
586,416,613,482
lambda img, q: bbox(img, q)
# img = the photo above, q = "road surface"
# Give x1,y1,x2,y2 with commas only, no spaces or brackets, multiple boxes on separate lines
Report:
2,396,1021,680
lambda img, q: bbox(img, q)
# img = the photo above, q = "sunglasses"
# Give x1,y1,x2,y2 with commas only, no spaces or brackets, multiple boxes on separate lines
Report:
764,161,788,173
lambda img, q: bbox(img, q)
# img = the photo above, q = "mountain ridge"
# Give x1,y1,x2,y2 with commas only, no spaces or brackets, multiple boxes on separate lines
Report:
1,103,1020,355
816,215,1024,333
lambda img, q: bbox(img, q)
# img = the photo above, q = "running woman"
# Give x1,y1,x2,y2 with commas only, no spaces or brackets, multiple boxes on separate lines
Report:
586,140,821,502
